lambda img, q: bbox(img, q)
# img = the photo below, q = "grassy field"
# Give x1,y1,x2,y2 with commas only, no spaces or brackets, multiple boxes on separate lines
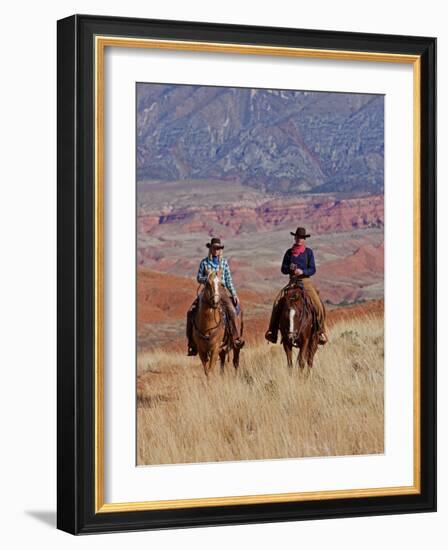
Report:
137,313,384,466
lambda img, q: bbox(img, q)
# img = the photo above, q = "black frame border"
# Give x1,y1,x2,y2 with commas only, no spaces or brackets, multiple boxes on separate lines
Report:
57,14,436,535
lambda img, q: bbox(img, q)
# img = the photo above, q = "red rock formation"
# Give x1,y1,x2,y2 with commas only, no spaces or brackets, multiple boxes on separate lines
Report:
318,243,384,280
137,195,384,238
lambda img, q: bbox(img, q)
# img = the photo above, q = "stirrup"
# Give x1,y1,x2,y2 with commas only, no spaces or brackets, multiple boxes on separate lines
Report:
187,347,198,356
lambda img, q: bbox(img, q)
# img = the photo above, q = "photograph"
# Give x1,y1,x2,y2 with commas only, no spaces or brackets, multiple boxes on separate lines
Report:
136,82,385,466
55,12,436,534
0,0,443,545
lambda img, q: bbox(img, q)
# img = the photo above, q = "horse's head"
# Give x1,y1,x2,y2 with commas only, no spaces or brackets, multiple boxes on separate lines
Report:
284,283,305,309
284,287,307,345
203,268,221,308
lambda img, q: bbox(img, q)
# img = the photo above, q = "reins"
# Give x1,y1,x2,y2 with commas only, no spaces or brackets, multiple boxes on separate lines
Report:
192,314,223,341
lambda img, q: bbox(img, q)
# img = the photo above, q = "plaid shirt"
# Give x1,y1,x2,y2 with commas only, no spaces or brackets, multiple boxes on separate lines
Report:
196,256,237,297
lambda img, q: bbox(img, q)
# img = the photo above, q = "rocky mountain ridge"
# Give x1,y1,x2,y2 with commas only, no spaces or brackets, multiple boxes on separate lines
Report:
137,84,384,195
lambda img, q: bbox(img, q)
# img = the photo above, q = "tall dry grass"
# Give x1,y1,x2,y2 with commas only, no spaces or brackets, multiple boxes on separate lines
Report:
137,313,383,465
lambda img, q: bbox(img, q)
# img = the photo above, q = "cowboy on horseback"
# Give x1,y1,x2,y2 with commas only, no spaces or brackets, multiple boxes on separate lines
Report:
265,227,329,346
186,237,244,356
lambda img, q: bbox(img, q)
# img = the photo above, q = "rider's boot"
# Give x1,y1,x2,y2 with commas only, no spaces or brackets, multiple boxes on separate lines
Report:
233,337,245,349
264,330,278,344
187,341,198,356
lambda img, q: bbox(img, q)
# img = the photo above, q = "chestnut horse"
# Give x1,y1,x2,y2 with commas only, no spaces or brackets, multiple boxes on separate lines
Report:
279,279,320,372
192,270,242,377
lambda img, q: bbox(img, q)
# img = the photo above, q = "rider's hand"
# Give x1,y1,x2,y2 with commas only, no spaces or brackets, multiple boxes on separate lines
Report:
294,268,303,275
232,295,239,306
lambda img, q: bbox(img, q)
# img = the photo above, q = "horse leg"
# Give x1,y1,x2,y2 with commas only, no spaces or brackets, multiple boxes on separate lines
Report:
282,340,293,369
298,341,307,370
219,329,231,375
306,337,318,370
199,349,210,377
219,348,227,375
232,346,240,371
298,340,312,380
208,346,220,376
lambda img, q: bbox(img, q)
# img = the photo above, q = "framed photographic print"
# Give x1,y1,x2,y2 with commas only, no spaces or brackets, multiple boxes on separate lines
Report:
57,14,436,534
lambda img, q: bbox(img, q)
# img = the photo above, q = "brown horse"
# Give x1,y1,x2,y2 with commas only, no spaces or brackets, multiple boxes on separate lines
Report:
279,279,320,372
192,270,242,377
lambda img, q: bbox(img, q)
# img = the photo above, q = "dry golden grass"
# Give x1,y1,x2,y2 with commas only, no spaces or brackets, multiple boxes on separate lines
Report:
137,313,384,466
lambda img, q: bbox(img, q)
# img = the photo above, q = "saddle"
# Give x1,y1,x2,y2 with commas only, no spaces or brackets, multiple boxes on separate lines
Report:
277,277,304,304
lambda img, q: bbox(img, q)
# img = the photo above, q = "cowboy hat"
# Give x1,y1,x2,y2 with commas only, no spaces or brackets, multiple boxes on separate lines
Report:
206,237,224,249
290,227,310,238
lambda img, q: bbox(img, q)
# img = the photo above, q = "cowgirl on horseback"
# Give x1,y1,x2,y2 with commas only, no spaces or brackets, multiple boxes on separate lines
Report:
186,238,244,356
265,227,329,346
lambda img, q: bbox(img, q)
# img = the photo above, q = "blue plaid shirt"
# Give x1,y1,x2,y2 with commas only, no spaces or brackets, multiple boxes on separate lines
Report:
196,256,237,297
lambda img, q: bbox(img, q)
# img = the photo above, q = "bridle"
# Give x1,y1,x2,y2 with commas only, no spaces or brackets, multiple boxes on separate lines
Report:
284,283,316,344
202,271,221,309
